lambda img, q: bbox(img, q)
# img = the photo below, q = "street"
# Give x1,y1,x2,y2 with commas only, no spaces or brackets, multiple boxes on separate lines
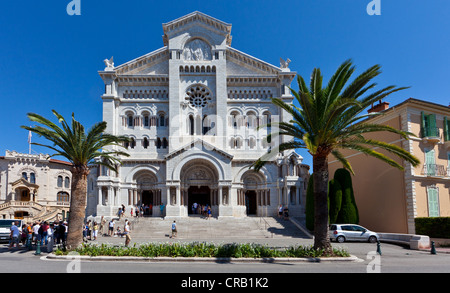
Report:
1,240,449,274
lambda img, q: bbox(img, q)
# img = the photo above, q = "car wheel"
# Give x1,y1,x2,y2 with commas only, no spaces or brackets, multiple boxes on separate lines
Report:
336,236,345,243
368,236,377,243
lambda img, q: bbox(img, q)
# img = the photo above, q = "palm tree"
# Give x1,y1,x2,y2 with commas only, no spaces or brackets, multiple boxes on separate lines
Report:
22,110,129,249
253,60,420,251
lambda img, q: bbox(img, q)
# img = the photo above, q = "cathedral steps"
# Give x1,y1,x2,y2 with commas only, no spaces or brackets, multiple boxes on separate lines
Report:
109,216,310,240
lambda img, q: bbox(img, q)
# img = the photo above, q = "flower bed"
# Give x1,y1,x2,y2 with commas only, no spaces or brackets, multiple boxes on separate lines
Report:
54,242,350,258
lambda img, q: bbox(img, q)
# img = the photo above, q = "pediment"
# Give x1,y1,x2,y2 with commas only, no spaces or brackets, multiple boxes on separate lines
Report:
162,11,232,46
10,178,39,190
165,138,233,161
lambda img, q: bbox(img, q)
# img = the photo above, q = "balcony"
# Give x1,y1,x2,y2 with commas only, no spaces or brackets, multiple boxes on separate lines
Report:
422,164,449,177
422,127,440,143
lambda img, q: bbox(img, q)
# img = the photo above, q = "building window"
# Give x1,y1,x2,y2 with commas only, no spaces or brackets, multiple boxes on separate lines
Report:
427,187,440,217
424,148,436,176
421,112,438,138
162,138,168,149
30,173,35,184
144,115,149,127
64,177,70,188
128,115,134,127
159,114,165,126
57,191,70,203
143,137,149,149
156,138,162,149
186,85,211,108
57,176,63,187
444,117,450,141
22,172,28,181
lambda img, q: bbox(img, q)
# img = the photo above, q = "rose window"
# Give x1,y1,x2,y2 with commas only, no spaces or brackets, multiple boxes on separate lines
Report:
186,85,211,108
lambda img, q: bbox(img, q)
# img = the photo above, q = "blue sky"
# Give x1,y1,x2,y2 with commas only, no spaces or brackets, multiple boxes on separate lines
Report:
0,0,449,168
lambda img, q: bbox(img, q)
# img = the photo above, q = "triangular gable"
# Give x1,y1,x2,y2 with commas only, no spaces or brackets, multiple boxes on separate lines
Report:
10,178,39,190
162,11,232,46
165,138,233,161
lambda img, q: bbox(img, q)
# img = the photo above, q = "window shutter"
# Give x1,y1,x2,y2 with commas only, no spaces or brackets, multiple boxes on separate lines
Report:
428,114,438,137
427,187,439,217
421,111,428,137
444,117,450,141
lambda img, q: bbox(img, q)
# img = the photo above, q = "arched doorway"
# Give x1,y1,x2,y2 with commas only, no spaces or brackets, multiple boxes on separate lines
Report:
188,186,211,215
180,158,220,217
142,190,153,216
240,170,268,216
245,190,257,215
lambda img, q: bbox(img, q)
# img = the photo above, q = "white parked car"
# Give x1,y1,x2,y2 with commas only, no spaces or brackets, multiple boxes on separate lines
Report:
329,224,379,243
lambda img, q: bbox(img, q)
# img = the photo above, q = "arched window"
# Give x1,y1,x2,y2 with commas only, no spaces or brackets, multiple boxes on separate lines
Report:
22,172,28,181
162,137,168,148
130,138,136,149
57,176,63,187
189,115,194,135
64,177,70,188
156,138,161,149
249,137,256,149
30,173,35,184
159,114,165,126
143,115,149,127
127,115,133,127
246,111,256,128
143,137,149,149
57,191,70,202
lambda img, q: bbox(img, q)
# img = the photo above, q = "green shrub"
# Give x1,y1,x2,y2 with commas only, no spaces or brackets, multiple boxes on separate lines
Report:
55,242,349,258
334,168,359,224
415,217,450,239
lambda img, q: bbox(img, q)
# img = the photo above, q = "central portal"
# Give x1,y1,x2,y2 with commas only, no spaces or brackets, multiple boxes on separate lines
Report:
188,186,210,215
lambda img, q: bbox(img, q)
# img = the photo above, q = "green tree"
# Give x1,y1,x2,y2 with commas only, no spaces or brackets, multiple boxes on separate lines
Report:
328,178,342,224
22,111,129,249
253,60,420,251
334,168,359,224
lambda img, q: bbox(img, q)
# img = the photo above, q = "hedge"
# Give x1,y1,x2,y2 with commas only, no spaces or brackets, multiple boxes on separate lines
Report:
415,217,450,239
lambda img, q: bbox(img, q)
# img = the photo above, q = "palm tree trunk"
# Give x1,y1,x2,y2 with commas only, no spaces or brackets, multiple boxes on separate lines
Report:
313,155,331,252
66,166,89,249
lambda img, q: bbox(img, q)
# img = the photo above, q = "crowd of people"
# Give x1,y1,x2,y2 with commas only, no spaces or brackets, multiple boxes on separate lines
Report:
191,202,212,218
8,220,68,252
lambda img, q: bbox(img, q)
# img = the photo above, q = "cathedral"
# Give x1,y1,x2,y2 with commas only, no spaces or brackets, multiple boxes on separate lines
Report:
87,12,310,219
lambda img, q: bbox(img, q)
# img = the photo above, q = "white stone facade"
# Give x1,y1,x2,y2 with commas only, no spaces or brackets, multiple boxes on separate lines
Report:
0,151,72,221
90,12,310,219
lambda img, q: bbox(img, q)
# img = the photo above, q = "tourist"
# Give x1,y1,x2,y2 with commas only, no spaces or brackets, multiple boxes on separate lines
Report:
283,206,289,220
108,219,115,236
171,220,177,238
32,221,40,245
83,223,88,242
124,220,131,247
25,222,33,246
278,205,283,218
159,203,164,217
8,221,20,249
135,205,139,217
207,206,211,219
92,221,98,240
100,216,106,236
47,223,54,253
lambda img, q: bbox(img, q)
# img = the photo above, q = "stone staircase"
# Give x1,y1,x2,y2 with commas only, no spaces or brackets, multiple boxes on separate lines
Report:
112,216,310,240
